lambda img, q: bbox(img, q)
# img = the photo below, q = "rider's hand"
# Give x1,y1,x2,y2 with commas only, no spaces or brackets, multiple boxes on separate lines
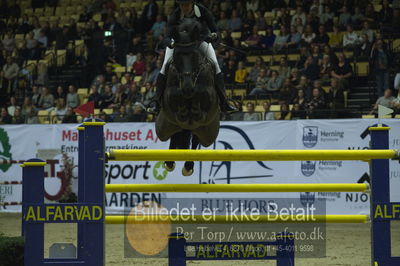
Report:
210,32,218,41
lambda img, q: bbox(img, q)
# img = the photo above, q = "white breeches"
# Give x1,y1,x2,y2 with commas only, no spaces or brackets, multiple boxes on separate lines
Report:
160,41,221,75
394,73,400,90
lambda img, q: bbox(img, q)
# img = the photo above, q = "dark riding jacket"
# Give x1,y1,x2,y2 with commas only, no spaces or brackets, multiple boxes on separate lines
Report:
166,4,218,44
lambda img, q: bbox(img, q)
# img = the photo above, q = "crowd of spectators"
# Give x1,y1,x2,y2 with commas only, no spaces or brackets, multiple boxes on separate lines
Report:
1,0,400,125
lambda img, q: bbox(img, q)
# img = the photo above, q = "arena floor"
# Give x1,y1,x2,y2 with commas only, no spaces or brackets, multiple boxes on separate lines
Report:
1,213,399,266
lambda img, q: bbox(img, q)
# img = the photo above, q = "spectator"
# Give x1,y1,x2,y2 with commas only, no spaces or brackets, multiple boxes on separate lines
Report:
31,85,41,109
38,87,55,110
301,24,316,45
21,97,34,118
313,25,329,46
244,26,262,48
329,25,343,48
242,10,256,38
247,56,265,84
54,98,67,122
11,108,24,124
128,36,144,55
249,68,269,95
110,75,121,93
141,0,158,32
55,86,66,101
278,57,291,79
143,82,156,107
217,11,229,31
234,61,248,84
262,101,275,120
243,103,259,121
327,78,345,117
99,85,115,109
114,85,127,108
331,52,353,91
355,33,372,59
132,52,146,76
273,25,289,52
291,7,306,27
66,85,80,109
129,103,147,122
343,24,360,50
1,56,19,94
280,78,294,102
140,64,156,87
260,26,276,50
290,68,300,86
150,15,166,39
322,44,338,66
320,54,333,83
364,2,378,23
267,70,283,93
62,107,78,123
360,21,375,43
287,25,301,49
35,30,48,48
370,88,395,114
338,6,352,27
113,105,129,122
7,96,18,116
88,86,101,108
379,0,393,24
126,83,142,106
26,108,39,124
320,5,334,30
370,39,391,96
303,55,320,81
0,107,12,124
277,102,291,120
306,88,326,118
228,9,242,31
390,87,400,113
351,7,365,26
291,103,307,119
2,32,15,52
254,10,266,30
291,88,307,110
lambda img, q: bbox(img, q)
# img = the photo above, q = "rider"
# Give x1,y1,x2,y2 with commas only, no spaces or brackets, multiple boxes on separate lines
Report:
150,0,237,113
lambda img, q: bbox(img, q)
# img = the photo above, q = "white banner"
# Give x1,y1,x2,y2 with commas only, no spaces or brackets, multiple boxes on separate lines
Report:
1,119,399,215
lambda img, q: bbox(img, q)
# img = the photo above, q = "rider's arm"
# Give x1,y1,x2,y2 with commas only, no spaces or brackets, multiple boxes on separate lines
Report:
199,4,218,34
165,8,180,46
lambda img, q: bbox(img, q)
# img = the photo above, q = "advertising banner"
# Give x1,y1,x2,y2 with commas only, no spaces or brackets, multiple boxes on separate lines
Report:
1,119,399,214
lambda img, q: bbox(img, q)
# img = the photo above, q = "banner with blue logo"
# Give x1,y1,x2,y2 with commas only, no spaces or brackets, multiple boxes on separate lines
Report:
1,119,399,215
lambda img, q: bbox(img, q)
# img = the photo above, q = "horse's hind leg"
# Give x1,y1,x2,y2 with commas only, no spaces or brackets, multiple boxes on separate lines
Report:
182,133,199,176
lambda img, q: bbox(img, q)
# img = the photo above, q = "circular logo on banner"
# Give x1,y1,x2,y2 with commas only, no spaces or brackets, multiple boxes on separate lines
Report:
153,161,168,180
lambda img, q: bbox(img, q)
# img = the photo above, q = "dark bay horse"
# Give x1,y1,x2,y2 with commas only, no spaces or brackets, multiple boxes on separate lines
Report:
155,18,220,176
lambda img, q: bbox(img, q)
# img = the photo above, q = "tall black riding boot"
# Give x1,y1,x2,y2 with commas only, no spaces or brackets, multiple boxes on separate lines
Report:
147,73,166,114
215,73,237,113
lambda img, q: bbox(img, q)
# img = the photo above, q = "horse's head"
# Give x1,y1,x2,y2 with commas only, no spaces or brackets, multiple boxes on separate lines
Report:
170,18,203,98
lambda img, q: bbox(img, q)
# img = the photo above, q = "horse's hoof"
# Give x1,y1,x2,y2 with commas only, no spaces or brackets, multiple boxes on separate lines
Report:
164,162,175,172
182,166,194,176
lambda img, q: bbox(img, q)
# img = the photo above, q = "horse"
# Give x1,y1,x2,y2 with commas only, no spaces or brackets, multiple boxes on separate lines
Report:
155,18,220,176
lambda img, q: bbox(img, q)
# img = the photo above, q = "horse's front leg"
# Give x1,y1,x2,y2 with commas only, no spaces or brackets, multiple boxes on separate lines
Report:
182,134,199,176
164,133,178,172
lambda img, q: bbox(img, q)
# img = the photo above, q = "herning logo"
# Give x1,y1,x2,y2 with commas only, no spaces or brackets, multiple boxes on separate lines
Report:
301,161,316,177
0,128,12,172
300,192,316,207
303,126,318,148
